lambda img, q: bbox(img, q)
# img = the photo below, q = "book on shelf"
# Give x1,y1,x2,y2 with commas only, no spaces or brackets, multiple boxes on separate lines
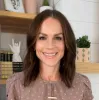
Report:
13,62,23,73
0,50,13,62
0,62,23,79
0,62,13,79
0,50,23,79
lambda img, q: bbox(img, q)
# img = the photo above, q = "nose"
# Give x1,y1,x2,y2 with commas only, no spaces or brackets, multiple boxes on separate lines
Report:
46,39,55,49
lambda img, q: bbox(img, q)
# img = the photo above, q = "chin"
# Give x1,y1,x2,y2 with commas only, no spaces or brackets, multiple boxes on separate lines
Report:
43,61,60,67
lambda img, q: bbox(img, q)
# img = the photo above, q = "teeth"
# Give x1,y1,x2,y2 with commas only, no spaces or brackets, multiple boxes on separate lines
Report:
43,53,56,56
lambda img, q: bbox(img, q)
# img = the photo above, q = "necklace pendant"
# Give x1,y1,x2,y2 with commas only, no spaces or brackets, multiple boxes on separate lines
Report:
48,96,57,99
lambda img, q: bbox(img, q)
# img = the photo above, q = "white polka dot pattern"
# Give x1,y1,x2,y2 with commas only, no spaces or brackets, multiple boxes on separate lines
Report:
6,72,94,100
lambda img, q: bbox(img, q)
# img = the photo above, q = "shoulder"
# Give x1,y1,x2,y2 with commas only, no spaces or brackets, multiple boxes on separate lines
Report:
74,73,92,89
6,71,24,84
6,71,24,93
74,73,94,99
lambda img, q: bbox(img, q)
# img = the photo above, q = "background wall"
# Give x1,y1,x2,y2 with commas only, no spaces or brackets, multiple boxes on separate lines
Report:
54,0,99,62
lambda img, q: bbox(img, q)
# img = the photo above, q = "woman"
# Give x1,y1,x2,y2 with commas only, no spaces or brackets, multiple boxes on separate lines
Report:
6,10,93,100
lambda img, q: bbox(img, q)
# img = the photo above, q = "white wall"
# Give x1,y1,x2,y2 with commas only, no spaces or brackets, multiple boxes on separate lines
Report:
55,0,99,63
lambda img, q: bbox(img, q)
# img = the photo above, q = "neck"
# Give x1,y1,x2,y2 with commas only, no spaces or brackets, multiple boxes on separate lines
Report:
39,64,60,81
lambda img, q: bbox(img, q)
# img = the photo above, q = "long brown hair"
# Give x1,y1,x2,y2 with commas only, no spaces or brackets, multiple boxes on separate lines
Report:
23,10,76,88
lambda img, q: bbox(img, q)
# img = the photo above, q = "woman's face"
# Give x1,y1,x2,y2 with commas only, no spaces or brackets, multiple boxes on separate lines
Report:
35,17,64,67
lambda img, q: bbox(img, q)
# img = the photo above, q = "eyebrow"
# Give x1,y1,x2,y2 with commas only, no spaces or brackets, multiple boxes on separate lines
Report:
39,33,63,36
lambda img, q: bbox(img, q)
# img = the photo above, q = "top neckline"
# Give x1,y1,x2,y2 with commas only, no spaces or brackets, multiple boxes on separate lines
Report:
37,75,62,84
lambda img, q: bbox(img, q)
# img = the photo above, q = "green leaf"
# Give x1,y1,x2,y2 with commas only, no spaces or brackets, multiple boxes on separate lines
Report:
76,35,91,48
43,0,49,6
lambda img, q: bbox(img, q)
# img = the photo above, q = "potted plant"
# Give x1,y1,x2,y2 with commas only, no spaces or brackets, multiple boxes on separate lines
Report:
40,0,53,13
76,35,91,62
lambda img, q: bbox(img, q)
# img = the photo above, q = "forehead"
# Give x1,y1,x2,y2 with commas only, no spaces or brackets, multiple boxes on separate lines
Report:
40,17,62,35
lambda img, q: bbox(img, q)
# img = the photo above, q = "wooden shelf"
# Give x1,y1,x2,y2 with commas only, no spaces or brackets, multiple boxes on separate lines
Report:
1,62,99,84
0,79,6,85
0,10,36,33
76,62,99,73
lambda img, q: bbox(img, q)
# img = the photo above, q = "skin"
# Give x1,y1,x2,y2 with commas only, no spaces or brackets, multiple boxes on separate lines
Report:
35,17,64,81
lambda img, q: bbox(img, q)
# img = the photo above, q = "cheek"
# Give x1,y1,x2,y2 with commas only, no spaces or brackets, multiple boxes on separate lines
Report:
59,42,65,57
61,43,65,50
35,42,42,59
57,42,64,51
35,41,43,52
61,45,65,56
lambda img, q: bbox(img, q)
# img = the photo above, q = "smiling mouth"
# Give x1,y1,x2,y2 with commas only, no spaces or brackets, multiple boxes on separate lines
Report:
43,52,57,58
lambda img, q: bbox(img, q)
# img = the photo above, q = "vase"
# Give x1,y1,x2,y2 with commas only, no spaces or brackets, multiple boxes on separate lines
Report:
40,6,53,13
23,0,37,13
76,48,90,62
0,0,5,10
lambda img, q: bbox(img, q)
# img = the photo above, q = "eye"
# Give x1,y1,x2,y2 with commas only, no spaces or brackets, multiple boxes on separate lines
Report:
38,36,46,40
55,36,63,40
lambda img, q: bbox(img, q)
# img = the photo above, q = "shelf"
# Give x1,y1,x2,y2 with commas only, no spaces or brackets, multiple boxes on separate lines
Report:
0,79,6,85
0,10,36,33
1,62,99,84
76,62,99,73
